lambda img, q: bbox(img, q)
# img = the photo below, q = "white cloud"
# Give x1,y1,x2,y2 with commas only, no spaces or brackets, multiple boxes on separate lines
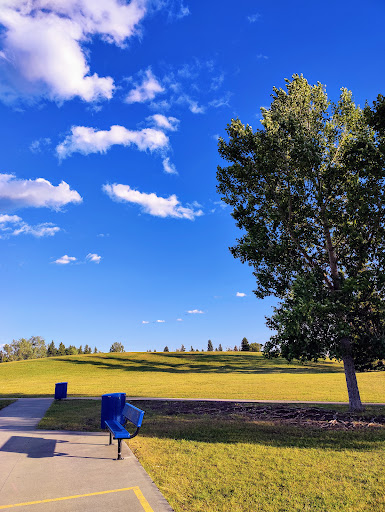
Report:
86,253,102,264
236,292,246,297
175,94,205,114
148,114,179,131
162,158,178,175
156,319,165,323
57,125,169,159
188,100,205,114
103,183,203,220
29,138,51,153
209,92,231,109
256,54,268,60
142,320,149,324
0,0,147,104
125,68,164,104
174,4,190,19
54,255,77,265
0,174,82,211
0,214,21,224
210,74,224,91
248,13,261,23
187,309,204,314
176,318,183,322
0,213,60,238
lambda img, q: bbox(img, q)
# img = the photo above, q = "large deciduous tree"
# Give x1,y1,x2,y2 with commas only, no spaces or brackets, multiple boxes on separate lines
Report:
217,75,385,411
109,342,125,353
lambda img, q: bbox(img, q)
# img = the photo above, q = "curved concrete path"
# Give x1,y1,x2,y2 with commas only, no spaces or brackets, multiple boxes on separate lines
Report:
0,399,173,511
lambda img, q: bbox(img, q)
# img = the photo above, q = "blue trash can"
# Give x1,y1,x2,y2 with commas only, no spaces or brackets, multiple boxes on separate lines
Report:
100,392,126,429
55,382,68,400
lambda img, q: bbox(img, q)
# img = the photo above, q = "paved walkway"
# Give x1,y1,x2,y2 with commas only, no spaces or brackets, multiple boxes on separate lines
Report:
0,400,173,511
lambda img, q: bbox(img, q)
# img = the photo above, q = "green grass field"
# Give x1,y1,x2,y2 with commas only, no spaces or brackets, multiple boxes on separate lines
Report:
0,352,384,402
38,399,385,512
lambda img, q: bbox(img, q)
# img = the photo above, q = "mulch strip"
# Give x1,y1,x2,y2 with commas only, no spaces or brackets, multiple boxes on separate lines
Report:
134,400,385,430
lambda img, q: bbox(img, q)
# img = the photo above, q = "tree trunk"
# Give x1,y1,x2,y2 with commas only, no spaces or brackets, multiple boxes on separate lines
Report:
340,336,364,412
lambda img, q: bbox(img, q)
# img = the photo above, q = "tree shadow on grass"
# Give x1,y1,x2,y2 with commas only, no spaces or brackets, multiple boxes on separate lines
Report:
31,399,385,452
138,414,385,452
55,353,344,375
129,400,385,451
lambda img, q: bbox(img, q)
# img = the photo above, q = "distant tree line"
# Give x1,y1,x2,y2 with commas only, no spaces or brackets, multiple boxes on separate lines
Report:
0,336,98,362
157,339,263,353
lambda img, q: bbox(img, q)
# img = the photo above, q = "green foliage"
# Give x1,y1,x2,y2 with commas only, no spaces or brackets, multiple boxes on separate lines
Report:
163,346,169,352
217,74,385,374
218,344,223,351
241,337,250,351
57,342,66,356
0,336,47,362
249,342,262,352
47,341,57,357
207,340,213,351
109,342,125,353
265,273,385,371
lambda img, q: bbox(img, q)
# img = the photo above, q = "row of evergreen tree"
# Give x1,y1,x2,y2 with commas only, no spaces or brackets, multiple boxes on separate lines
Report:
0,336,98,362
159,338,263,353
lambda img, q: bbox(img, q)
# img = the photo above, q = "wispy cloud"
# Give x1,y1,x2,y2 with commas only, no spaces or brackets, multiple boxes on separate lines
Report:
256,54,268,60
0,0,148,104
86,253,102,264
210,74,224,91
146,60,229,116
236,292,246,297
187,309,204,314
103,183,203,220
176,318,183,321
148,114,180,131
125,68,165,104
56,125,169,159
173,4,190,20
248,13,261,23
162,158,178,175
54,255,77,265
209,92,232,109
142,320,150,324
0,174,82,211
0,214,60,238
176,95,205,114
29,138,51,153
156,319,165,323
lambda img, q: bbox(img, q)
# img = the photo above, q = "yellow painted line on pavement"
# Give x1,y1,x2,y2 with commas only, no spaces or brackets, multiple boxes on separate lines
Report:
133,487,156,512
0,486,154,511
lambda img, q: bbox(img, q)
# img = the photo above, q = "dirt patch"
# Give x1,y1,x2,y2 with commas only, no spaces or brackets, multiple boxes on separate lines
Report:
134,400,385,430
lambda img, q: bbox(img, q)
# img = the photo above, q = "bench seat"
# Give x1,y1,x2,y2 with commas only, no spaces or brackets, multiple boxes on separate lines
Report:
105,420,130,439
104,403,145,460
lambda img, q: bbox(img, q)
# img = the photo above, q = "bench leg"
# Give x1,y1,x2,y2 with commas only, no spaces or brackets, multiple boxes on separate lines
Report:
109,431,112,445
117,439,123,460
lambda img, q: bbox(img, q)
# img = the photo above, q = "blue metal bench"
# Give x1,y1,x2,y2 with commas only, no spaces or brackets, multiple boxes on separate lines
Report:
104,403,145,460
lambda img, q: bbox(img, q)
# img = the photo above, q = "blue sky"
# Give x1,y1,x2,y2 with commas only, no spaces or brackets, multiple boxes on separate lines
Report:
0,0,384,352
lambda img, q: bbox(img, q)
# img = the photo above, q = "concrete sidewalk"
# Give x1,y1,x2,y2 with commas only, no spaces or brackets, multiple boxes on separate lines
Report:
0,400,173,511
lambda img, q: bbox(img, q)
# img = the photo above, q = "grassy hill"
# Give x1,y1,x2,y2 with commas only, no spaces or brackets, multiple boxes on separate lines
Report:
1,352,384,402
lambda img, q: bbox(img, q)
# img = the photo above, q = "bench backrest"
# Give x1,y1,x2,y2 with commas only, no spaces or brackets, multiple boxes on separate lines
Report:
122,403,145,427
